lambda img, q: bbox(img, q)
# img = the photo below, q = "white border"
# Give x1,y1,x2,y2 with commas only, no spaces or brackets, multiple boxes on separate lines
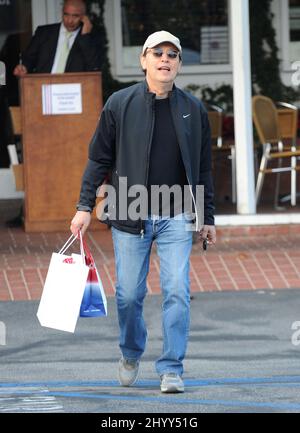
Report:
46,0,62,23
32,0,47,29
216,212,300,226
31,0,62,30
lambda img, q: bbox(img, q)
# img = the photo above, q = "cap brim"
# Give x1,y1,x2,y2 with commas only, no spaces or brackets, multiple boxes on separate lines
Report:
143,41,182,55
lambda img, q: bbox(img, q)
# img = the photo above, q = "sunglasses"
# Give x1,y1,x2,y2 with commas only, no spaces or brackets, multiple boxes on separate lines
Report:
148,47,180,60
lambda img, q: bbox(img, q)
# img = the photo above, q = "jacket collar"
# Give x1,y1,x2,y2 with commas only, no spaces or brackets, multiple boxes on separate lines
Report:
142,80,177,101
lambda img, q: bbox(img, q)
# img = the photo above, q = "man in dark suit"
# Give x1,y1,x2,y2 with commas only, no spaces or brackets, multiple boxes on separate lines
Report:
13,0,101,77
8,0,101,227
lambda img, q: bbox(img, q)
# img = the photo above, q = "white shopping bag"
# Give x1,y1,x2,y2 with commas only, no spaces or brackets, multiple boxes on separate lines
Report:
37,233,89,333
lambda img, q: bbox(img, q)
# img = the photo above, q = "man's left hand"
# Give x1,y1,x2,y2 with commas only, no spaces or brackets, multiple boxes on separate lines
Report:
198,225,217,245
81,15,93,34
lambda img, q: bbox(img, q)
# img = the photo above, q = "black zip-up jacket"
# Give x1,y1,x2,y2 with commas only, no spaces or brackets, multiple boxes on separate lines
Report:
77,80,215,234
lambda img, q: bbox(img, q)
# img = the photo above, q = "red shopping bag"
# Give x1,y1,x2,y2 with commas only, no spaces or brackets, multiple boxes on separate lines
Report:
80,239,108,317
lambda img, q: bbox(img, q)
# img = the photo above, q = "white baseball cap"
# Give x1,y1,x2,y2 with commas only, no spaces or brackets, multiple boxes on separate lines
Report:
142,30,182,55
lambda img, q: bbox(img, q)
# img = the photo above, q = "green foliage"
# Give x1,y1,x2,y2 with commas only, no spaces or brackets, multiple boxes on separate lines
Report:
250,0,281,98
184,83,234,112
249,0,299,102
86,0,137,102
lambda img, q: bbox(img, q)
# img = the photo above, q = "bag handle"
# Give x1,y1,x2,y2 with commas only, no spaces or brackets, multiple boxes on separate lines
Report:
58,232,85,264
79,235,96,266
58,234,77,255
78,231,85,264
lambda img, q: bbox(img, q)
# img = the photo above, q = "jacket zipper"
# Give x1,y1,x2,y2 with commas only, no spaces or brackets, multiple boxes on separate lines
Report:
169,97,199,233
140,96,156,238
186,175,199,232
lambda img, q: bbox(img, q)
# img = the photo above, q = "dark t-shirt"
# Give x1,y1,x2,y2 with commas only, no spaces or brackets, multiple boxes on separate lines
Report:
147,97,187,216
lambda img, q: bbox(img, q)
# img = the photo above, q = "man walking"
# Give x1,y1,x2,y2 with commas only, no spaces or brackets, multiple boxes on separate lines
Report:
70,30,216,393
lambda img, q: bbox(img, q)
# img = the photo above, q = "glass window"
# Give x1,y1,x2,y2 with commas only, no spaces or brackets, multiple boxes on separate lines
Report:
0,0,32,104
121,0,229,68
289,0,300,62
0,0,32,168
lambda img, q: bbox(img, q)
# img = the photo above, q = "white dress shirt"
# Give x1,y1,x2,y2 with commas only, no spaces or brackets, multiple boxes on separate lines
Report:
51,23,81,73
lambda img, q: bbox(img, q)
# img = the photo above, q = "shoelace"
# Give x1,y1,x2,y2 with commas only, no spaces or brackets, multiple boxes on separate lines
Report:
124,359,138,368
161,373,180,379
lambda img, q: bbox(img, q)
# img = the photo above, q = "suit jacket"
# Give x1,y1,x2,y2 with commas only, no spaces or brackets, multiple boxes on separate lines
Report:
22,23,102,73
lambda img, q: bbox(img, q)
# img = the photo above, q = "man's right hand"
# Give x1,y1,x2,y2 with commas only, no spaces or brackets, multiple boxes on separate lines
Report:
70,211,91,236
13,64,28,77
81,15,93,34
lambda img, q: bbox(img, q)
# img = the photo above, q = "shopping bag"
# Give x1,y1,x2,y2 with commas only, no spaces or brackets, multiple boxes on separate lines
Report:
37,233,89,333
80,239,108,317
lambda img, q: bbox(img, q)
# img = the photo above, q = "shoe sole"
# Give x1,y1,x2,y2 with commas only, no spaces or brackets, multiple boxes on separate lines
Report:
118,364,140,387
160,385,184,393
118,372,139,387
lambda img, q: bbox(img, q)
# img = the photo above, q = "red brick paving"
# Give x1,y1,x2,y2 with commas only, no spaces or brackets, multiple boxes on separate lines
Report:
1,224,300,301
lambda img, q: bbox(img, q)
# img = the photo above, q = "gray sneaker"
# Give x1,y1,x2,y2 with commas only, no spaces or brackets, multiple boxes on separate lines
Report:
160,373,184,393
118,357,140,387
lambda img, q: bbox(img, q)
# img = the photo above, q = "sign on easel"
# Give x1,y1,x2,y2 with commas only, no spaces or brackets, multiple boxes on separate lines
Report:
42,83,82,115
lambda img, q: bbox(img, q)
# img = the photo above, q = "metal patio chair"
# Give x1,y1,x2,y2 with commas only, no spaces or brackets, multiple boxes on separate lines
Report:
252,95,300,207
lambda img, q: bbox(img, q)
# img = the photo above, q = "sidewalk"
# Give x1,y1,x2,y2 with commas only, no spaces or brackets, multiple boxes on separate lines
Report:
1,200,300,413
1,200,300,301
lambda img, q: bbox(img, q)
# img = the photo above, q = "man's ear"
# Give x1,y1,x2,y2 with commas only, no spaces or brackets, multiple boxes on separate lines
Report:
177,59,182,73
140,54,146,71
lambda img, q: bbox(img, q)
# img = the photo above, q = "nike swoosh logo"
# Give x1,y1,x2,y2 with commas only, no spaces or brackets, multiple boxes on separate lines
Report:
183,114,191,119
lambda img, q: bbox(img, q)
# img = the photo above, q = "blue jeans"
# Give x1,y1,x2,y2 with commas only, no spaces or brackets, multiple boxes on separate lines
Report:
111,214,193,376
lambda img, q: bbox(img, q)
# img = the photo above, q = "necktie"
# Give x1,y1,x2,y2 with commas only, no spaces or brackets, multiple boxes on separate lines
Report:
55,32,72,73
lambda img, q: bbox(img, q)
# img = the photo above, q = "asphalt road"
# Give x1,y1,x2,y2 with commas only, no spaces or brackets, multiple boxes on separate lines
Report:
1,289,300,413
